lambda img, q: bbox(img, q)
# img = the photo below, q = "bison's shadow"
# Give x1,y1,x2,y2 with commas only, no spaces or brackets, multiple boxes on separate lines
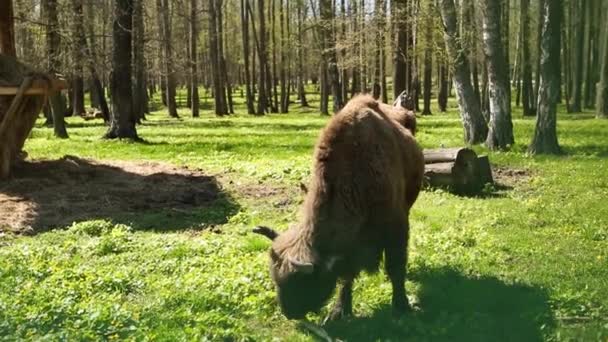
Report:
323,266,554,341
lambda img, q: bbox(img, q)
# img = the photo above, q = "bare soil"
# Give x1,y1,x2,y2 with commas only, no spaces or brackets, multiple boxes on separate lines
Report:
493,166,532,187
0,156,224,234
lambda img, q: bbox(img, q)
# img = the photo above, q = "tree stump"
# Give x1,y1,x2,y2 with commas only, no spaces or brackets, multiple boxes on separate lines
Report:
423,147,493,194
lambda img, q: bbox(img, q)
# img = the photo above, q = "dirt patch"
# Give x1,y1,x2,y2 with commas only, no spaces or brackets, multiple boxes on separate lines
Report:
229,182,298,208
492,166,532,188
0,156,233,234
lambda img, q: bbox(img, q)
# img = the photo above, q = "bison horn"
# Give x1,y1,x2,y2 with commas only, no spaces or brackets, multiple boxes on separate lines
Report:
288,257,314,274
252,226,278,241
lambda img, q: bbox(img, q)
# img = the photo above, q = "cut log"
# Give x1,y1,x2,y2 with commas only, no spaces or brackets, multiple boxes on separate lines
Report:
477,155,494,185
423,147,483,194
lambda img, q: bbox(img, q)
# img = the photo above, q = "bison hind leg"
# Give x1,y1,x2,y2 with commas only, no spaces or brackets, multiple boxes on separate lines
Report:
384,220,411,316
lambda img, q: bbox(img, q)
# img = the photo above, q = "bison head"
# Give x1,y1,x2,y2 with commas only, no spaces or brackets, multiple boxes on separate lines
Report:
253,226,338,319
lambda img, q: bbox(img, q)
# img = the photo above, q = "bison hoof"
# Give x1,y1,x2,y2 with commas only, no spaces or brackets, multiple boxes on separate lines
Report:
323,306,352,324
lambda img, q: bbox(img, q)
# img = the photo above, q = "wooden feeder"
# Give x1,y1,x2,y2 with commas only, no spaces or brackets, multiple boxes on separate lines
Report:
0,54,67,179
423,147,494,194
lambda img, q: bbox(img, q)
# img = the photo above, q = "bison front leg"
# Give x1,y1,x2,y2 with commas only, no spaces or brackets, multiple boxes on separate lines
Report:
323,278,354,323
385,222,411,316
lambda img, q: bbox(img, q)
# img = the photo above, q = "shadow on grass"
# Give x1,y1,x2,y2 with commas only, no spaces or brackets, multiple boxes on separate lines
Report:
324,267,554,341
0,156,239,234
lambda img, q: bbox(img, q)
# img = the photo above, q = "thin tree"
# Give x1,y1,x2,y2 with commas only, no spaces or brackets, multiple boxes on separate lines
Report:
209,0,228,115
157,0,179,118
422,0,433,115
596,5,608,118
529,0,562,154
481,0,514,150
132,0,147,122
42,0,68,138
520,0,534,116
296,0,309,106
256,0,269,114
320,0,343,112
190,0,200,117
71,0,86,117
438,0,488,144
569,0,586,112
105,0,139,140
373,0,387,103
241,0,255,113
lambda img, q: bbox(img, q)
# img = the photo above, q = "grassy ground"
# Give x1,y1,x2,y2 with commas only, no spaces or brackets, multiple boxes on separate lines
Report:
1,92,607,341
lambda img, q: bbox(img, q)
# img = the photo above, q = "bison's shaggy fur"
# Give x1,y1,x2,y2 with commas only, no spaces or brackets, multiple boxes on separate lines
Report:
254,95,424,320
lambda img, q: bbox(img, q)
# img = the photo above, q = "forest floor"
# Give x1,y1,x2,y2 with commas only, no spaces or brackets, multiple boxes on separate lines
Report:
1,95,607,341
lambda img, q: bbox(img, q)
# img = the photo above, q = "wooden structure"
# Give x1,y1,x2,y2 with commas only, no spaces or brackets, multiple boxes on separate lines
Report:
0,55,66,179
423,147,494,194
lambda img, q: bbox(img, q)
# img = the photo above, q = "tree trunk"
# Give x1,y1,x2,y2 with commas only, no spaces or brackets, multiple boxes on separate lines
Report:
190,0,200,117
132,0,147,122
105,0,138,140
529,0,561,154
71,0,86,117
209,0,228,115
320,0,343,112
596,4,608,118
157,0,178,118
83,0,110,123
481,0,514,150
0,0,16,56
296,1,309,107
521,0,534,116
534,0,545,110
350,0,360,97
241,0,255,114
422,0,433,115
393,0,408,100
279,0,288,113
42,0,68,138
438,0,488,144
255,0,268,114
438,62,448,112
569,0,585,113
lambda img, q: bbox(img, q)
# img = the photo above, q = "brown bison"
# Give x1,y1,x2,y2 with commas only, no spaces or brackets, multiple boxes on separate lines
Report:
253,94,424,321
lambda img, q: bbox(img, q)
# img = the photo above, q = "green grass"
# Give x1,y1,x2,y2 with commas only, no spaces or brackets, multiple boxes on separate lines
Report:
1,92,608,341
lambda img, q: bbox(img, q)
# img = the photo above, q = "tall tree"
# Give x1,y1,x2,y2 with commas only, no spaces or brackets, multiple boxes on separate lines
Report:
438,0,488,144
157,0,179,117
0,0,16,56
241,0,255,113
350,0,360,96
42,0,68,138
256,0,269,114
189,0,200,117
209,0,228,115
296,0,308,106
569,0,586,112
105,0,138,139
596,5,608,118
422,0,433,115
320,0,343,112
481,0,514,150
529,0,562,154
393,0,408,100
520,0,534,116
132,0,148,121
70,0,86,117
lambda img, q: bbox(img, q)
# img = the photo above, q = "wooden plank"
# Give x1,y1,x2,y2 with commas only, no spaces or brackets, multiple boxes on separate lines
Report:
0,78,67,96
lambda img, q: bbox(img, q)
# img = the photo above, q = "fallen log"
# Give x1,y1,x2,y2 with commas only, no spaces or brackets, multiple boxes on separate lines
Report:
423,147,493,194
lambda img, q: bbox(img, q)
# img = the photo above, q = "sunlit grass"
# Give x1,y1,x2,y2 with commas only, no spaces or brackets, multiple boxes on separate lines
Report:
1,90,607,340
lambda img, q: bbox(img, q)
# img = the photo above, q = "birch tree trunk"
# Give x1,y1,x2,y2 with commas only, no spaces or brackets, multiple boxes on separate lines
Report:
529,0,562,154
481,0,514,150
438,0,488,144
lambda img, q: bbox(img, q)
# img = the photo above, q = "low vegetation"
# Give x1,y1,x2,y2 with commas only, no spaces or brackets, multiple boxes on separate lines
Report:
1,97,607,340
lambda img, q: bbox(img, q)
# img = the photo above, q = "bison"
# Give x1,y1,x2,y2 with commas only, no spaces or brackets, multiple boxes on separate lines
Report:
253,94,424,321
